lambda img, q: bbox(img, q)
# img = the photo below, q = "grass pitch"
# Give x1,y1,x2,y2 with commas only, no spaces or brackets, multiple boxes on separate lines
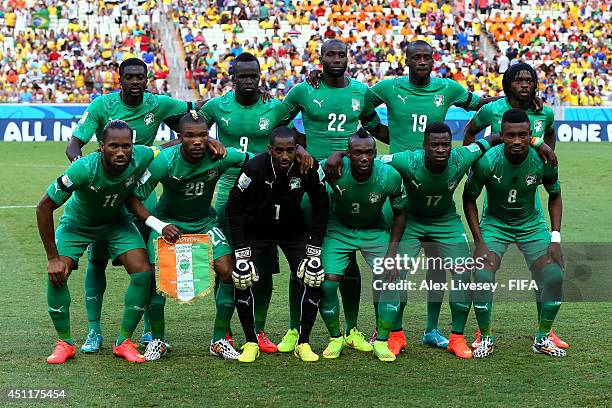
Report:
0,142,610,407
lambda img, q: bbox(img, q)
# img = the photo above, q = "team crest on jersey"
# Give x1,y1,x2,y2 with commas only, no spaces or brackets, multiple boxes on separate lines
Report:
139,169,151,184
351,98,360,111
534,120,544,133
61,174,73,188
369,192,381,203
380,154,393,163
124,175,136,188
207,170,219,181
237,173,251,191
144,112,155,125
289,177,301,190
525,174,537,186
259,117,270,130
448,180,457,191
434,94,444,107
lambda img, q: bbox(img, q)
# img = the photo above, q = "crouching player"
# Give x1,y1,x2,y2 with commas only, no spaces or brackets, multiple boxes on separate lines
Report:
319,134,407,362
126,113,249,360
463,109,566,358
225,127,329,362
36,120,159,364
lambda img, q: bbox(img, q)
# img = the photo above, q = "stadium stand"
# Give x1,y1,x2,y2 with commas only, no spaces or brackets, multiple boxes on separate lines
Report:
0,0,170,102
0,0,609,105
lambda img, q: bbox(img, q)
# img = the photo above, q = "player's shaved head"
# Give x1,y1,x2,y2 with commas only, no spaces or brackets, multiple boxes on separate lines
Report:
269,126,297,145
405,40,432,56
101,119,133,142
179,111,208,131
424,122,452,142
348,133,376,150
233,52,260,73
321,39,347,54
502,108,530,126
119,58,148,77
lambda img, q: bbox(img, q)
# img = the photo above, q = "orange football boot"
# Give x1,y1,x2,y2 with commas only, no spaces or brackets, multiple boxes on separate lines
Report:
257,331,278,353
448,333,473,359
549,329,569,349
47,339,76,364
388,330,407,356
113,339,145,363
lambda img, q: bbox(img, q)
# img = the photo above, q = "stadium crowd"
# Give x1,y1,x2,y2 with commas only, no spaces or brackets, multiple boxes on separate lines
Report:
0,0,170,103
0,0,609,106
176,0,610,106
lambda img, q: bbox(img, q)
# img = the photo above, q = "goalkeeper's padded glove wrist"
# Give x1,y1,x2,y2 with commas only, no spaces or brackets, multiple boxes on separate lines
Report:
234,247,251,260
305,244,322,258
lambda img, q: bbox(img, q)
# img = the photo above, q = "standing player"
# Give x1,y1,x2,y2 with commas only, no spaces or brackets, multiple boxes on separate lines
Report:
282,39,382,354
375,122,555,358
36,120,159,364
463,63,567,349
463,63,556,149
66,58,221,352
463,109,566,358
225,127,329,362
199,52,312,353
126,113,250,360
319,134,407,362
311,39,506,351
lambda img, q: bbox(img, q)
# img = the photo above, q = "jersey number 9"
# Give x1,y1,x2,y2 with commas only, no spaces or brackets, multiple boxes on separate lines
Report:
239,136,249,153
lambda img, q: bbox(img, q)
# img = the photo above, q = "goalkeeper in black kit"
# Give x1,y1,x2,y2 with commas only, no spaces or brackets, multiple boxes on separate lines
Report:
226,127,329,363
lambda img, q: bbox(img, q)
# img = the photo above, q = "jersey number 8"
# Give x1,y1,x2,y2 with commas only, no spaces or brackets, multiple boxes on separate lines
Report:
507,189,517,203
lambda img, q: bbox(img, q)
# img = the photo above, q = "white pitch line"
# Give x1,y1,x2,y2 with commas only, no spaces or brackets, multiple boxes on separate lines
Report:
0,205,37,209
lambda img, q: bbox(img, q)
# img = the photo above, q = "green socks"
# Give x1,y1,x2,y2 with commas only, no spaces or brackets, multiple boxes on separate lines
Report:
147,276,166,341
536,263,563,339
473,268,495,336
320,280,341,337
449,272,472,334
47,276,72,344
84,260,107,334
117,271,152,345
339,260,361,333
212,282,235,341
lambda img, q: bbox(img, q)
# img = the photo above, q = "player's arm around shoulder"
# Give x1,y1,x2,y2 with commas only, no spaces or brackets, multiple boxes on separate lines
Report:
385,165,408,210
463,103,492,145
463,152,491,201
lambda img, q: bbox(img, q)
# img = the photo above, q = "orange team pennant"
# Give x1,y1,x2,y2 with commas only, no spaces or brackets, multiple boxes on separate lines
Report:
156,234,214,304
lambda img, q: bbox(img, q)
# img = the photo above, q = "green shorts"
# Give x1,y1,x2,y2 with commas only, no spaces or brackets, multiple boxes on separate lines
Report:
480,216,551,267
400,214,470,262
322,220,390,276
56,218,145,268
88,191,157,264
147,216,232,264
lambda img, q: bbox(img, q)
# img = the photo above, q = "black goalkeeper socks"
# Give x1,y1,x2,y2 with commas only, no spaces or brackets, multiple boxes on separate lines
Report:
234,287,257,343
298,285,321,344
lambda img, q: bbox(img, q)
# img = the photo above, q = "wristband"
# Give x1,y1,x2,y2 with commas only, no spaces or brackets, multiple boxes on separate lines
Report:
551,231,561,243
145,216,169,235
530,137,544,148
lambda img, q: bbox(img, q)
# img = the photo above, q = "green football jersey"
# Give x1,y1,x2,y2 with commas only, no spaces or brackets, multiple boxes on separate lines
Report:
134,146,248,225
283,79,380,160
464,145,561,226
371,76,481,152
199,92,293,159
324,157,407,229
72,92,189,146
47,145,159,227
381,140,490,220
472,97,554,138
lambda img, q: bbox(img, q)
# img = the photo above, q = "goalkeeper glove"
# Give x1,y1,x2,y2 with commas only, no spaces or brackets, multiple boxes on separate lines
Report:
232,247,259,290
297,245,324,287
